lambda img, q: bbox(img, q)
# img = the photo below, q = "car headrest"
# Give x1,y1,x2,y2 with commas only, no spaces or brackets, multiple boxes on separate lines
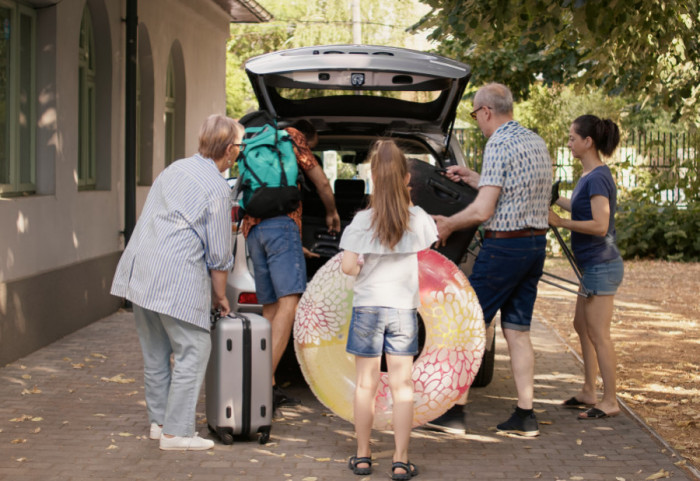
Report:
334,178,365,196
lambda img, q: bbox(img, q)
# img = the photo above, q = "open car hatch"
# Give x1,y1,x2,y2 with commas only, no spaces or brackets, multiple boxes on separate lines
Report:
245,45,471,136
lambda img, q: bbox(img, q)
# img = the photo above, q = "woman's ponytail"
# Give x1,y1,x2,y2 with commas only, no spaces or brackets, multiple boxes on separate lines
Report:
574,115,620,157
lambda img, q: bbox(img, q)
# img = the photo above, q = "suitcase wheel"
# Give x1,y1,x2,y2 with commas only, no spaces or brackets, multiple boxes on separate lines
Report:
221,432,234,445
258,426,271,445
210,425,234,445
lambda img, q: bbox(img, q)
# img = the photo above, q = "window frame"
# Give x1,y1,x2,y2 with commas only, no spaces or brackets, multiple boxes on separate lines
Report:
164,55,176,167
135,63,141,184
0,0,36,197
78,5,96,190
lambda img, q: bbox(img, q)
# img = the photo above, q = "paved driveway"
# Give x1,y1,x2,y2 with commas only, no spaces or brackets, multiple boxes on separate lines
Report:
0,310,695,481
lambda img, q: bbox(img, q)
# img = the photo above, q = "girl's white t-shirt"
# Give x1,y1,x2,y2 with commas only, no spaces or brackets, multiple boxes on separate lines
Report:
339,206,438,309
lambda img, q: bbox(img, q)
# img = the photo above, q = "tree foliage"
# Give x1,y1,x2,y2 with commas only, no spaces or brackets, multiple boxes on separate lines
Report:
226,0,431,118
516,84,627,159
413,0,700,125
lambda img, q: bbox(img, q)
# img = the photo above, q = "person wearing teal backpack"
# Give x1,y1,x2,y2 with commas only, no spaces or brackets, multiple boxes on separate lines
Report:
240,115,341,409
237,122,300,219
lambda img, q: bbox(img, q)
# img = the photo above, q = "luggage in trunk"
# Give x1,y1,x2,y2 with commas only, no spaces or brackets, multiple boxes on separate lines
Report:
407,159,479,264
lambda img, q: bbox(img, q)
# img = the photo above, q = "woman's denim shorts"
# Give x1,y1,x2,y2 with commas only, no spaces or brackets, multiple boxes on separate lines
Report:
581,257,624,296
345,306,419,357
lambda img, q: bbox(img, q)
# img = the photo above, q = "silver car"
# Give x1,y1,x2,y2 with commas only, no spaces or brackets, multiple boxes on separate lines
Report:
228,44,495,387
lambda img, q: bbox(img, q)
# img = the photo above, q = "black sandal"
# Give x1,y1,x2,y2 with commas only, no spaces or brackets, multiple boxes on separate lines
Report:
391,461,418,480
562,396,591,409
348,455,372,475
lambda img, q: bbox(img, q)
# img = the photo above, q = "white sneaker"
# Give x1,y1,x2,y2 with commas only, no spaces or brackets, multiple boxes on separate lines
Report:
159,433,214,451
149,423,162,440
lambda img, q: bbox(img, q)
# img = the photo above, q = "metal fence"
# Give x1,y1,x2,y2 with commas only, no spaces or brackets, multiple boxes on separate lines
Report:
454,128,700,204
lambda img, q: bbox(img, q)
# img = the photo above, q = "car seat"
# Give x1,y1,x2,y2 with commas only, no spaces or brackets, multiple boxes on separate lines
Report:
334,178,367,220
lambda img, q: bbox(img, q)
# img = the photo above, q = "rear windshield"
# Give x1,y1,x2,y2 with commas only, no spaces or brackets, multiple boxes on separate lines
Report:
277,88,443,104
314,137,437,195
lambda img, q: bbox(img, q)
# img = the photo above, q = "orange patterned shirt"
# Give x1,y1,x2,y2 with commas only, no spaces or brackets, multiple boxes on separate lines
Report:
241,127,318,238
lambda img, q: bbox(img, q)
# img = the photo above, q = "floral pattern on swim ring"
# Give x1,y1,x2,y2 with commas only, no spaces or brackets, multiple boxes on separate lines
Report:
294,250,485,429
295,254,352,345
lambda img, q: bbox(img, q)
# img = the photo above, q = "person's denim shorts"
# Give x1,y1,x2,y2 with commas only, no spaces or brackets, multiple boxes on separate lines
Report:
246,216,307,305
346,306,419,357
469,235,547,332
581,256,624,296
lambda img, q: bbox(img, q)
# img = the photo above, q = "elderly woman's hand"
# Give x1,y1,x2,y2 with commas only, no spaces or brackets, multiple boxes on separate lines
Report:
213,295,230,317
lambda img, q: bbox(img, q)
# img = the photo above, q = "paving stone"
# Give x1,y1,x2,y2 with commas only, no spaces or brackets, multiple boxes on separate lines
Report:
0,310,697,481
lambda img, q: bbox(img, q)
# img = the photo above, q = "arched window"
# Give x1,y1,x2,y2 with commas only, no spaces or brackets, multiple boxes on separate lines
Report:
136,23,154,185
78,5,96,189
136,61,141,183
0,2,36,196
164,55,176,167
163,41,185,168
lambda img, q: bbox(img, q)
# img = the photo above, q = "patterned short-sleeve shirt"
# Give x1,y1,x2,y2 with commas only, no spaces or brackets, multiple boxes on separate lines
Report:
478,120,552,231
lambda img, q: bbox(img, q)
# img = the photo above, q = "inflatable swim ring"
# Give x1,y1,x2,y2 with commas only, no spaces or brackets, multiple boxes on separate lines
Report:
294,249,485,429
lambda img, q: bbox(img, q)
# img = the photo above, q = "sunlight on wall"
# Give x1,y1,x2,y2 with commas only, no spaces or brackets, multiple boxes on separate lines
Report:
0,283,6,315
12,291,26,334
4,248,14,271
73,232,80,249
39,106,62,153
38,106,56,128
16,211,29,234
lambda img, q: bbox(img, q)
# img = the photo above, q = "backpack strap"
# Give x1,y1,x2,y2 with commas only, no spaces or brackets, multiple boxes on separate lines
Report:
273,127,290,188
238,154,267,188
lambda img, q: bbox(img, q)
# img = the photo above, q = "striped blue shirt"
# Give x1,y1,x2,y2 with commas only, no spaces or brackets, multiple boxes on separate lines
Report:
111,154,234,330
478,120,552,231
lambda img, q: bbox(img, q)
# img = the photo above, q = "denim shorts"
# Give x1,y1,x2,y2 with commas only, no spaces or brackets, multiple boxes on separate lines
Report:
469,235,547,332
346,306,419,357
246,216,307,305
581,257,624,296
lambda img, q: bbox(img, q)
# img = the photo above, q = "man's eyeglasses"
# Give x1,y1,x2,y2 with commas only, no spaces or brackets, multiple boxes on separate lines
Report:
470,105,491,120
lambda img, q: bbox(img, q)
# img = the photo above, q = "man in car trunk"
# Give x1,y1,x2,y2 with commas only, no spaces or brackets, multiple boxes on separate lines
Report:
242,120,341,410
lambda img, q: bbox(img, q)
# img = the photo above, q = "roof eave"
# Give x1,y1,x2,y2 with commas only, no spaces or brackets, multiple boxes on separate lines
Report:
211,0,273,23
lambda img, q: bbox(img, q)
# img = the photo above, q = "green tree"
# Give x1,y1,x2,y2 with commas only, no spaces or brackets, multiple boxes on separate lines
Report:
516,84,627,156
226,0,432,118
413,0,700,125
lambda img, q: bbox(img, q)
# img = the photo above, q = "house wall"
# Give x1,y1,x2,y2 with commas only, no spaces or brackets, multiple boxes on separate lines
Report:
0,0,231,366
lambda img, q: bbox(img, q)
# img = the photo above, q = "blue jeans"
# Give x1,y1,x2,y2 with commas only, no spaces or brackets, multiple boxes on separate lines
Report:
247,216,307,305
469,235,547,332
133,305,211,437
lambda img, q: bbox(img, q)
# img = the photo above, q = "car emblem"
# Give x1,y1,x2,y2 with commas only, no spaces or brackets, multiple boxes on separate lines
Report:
351,73,365,87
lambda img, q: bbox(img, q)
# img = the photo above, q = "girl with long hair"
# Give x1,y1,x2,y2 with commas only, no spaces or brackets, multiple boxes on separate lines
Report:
549,115,624,419
339,139,436,480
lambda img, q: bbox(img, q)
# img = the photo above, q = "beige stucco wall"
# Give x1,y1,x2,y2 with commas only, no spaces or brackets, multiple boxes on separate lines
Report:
0,0,233,365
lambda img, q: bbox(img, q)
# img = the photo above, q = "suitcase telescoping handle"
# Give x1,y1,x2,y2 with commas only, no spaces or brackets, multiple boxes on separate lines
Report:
211,309,222,329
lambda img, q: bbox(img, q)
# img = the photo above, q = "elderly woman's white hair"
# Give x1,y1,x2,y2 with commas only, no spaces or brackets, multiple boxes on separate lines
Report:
198,115,244,160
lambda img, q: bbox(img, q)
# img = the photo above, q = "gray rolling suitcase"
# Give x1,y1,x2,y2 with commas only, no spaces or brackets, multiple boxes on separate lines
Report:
206,312,272,445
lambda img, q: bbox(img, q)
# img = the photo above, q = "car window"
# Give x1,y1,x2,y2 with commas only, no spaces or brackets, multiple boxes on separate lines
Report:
314,142,438,195
277,88,443,104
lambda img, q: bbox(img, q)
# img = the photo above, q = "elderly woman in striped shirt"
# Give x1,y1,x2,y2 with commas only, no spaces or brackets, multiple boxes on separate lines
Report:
111,114,243,451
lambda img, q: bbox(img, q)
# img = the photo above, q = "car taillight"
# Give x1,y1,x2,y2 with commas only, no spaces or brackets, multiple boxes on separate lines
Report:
238,292,258,304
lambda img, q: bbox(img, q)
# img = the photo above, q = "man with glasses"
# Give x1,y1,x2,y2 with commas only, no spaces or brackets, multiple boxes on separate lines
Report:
430,83,552,437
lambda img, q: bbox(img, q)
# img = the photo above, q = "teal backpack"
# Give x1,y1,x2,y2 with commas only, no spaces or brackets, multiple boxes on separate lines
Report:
237,112,300,219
